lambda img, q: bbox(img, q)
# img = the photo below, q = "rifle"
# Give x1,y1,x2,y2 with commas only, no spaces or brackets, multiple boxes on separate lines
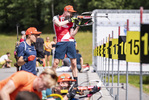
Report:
73,12,109,26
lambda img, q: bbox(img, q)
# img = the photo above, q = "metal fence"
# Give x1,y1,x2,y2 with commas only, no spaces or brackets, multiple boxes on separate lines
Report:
92,8,149,100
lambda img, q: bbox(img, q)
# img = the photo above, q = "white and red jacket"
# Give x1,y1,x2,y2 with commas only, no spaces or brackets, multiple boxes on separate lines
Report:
53,15,74,42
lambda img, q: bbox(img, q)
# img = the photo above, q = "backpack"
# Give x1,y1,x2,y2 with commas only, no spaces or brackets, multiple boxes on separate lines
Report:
14,41,27,61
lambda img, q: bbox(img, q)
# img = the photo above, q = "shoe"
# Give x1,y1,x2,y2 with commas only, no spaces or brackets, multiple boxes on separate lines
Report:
43,62,46,67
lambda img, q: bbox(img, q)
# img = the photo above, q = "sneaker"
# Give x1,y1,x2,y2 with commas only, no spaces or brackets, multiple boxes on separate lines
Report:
43,62,46,67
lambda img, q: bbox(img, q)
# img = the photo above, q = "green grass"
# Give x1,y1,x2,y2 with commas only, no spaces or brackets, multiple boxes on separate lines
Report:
1,31,149,94
75,31,92,64
105,75,149,94
0,31,92,67
0,34,18,64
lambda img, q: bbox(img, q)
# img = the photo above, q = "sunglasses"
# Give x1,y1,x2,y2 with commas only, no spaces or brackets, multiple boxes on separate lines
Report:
31,34,40,36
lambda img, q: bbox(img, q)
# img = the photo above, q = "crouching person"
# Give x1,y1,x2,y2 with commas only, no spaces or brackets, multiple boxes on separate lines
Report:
0,52,12,68
0,68,58,100
42,73,78,100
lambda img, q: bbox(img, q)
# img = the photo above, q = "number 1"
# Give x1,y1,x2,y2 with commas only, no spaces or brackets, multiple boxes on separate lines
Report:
141,33,148,55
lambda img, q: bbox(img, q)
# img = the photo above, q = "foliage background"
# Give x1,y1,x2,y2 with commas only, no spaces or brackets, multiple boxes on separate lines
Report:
0,0,149,32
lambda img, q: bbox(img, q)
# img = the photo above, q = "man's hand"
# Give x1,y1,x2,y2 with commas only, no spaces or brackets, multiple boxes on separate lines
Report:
24,55,36,62
76,19,82,26
14,63,19,68
67,89,77,99
68,17,78,23
67,86,78,99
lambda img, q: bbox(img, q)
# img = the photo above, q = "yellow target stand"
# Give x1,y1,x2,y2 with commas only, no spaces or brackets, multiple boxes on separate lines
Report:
97,46,99,56
109,41,112,58
112,39,118,59
96,46,98,56
100,44,104,57
140,24,149,63
126,31,140,62
118,36,126,60
94,47,97,56
97,46,100,56
105,42,109,58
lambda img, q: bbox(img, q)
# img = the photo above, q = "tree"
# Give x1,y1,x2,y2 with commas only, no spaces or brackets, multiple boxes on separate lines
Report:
0,0,149,32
